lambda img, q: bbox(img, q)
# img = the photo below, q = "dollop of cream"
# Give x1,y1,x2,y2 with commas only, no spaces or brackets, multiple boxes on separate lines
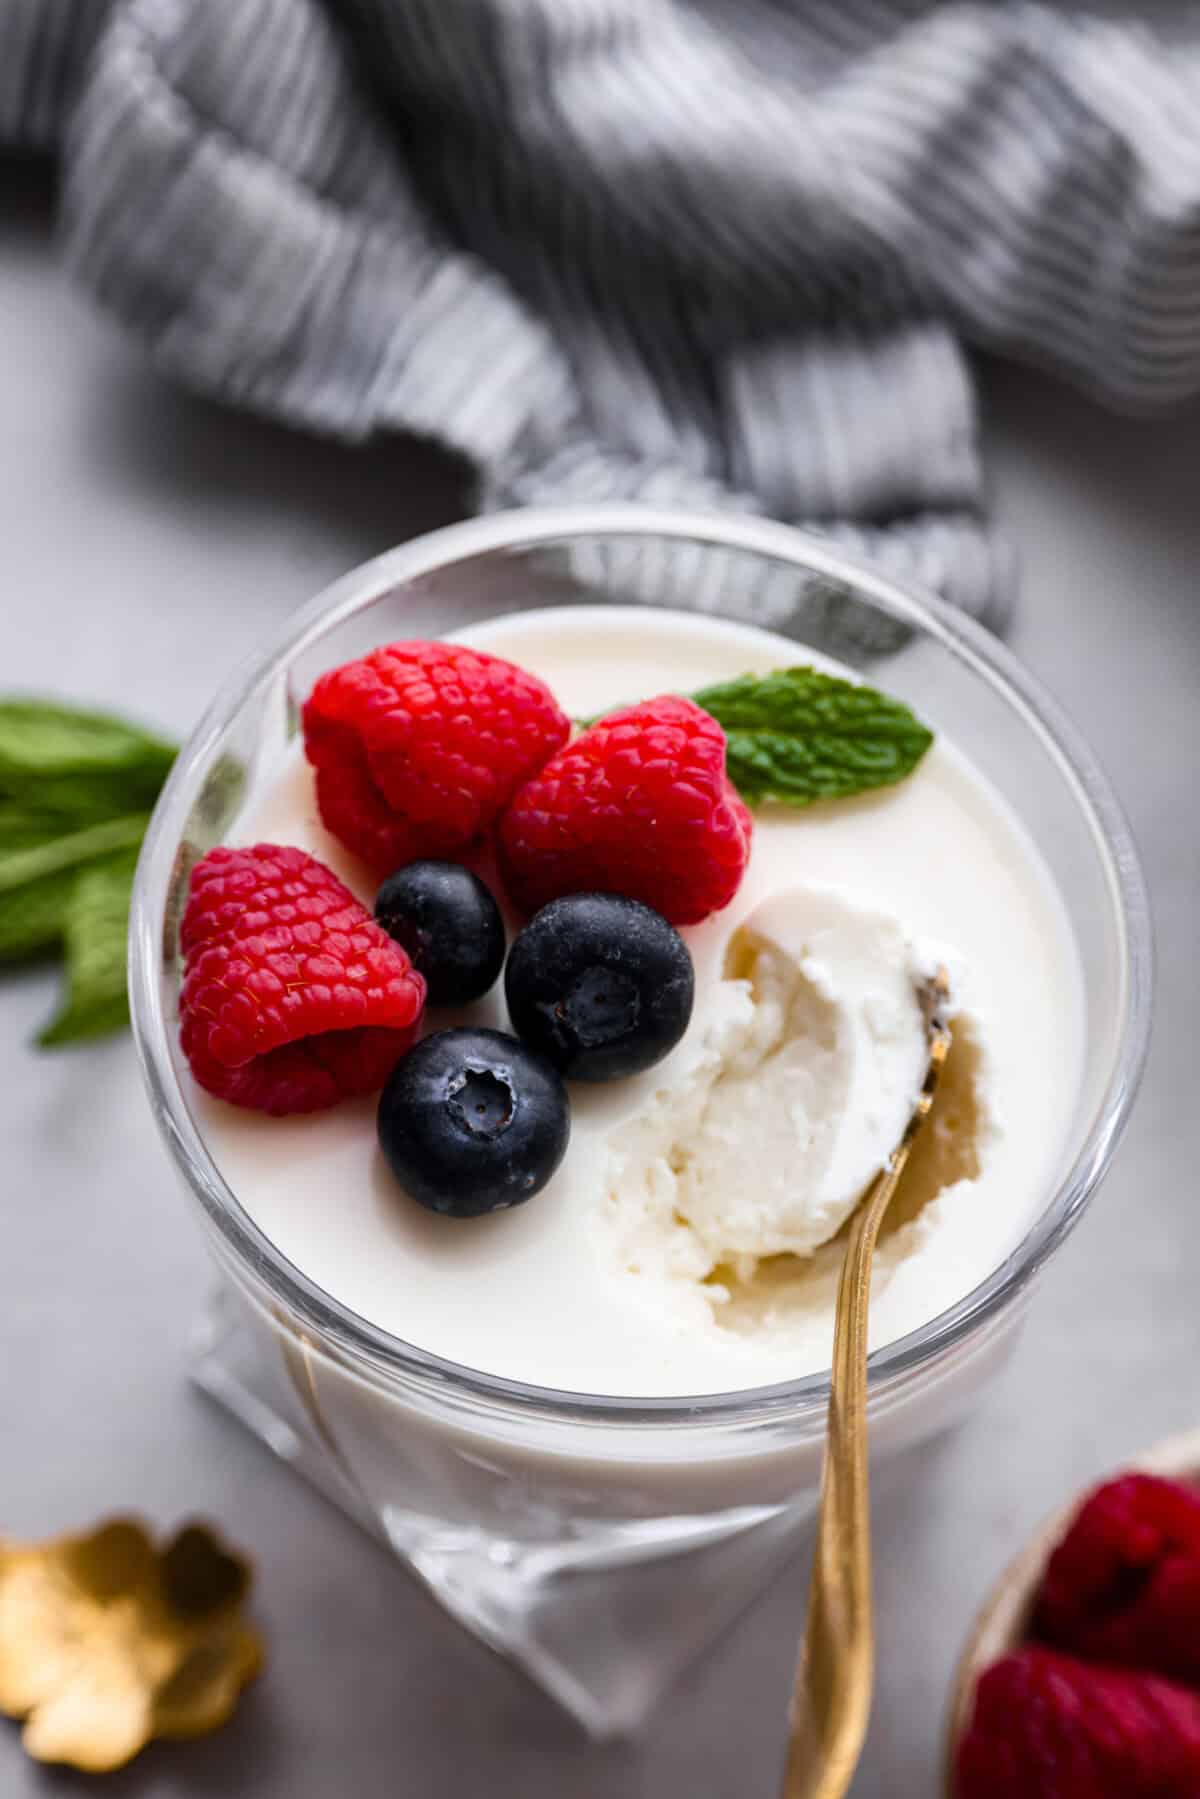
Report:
599,887,968,1320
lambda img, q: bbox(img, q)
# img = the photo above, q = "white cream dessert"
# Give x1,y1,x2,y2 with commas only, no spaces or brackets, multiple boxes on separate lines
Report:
602,889,940,1303
187,605,1085,1397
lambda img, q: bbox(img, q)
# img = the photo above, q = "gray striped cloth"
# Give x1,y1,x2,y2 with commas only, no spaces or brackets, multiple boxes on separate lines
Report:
5,1,1200,625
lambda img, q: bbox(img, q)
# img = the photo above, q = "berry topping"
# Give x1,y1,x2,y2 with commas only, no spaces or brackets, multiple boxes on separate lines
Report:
180,844,425,1115
302,641,570,874
377,1027,569,1217
1032,1474,1200,1690
374,860,505,1006
497,696,751,926
955,1648,1200,1798
505,893,694,1081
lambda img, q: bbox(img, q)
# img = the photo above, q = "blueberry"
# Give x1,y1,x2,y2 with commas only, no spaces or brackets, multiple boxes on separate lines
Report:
374,861,505,1005
505,893,694,1081
377,1028,569,1217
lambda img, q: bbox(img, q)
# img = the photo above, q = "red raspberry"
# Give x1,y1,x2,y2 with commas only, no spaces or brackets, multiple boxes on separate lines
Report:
302,641,570,873
497,697,752,927
1032,1474,1200,1689
956,1648,1200,1798
179,844,425,1115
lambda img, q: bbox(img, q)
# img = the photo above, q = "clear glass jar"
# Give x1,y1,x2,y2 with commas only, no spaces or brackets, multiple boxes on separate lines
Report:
129,507,1151,1737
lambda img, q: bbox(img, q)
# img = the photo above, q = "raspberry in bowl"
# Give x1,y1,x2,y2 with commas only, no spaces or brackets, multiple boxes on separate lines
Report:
948,1434,1200,1797
179,844,426,1114
129,507,1149,1735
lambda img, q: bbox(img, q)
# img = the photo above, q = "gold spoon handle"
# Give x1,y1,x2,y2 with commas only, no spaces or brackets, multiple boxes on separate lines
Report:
781,1026,949,1799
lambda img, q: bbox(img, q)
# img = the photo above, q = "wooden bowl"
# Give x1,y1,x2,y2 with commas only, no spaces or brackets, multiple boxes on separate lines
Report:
943,1427,1200,1796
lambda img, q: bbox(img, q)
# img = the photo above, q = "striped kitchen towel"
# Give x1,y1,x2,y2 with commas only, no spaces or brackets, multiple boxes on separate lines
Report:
5,0,1200,625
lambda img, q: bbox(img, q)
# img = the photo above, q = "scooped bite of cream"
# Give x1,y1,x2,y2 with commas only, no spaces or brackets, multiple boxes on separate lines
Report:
599,887,950,1307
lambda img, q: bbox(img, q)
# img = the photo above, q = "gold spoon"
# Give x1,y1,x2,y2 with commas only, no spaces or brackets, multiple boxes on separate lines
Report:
780,968,953,1799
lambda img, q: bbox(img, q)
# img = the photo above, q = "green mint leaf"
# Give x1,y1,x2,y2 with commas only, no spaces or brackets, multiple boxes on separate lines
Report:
690,667,934,806
0,700,177,1041
0,810,66,855
0,814,149,964
0,770,163,828
0,699,175,781
0,813,151,897
0,700,174,834
37,850,140,1047
0,869,76,962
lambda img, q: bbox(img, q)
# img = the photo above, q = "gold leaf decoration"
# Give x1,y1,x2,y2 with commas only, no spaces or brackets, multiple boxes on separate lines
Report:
0,1518,263,1772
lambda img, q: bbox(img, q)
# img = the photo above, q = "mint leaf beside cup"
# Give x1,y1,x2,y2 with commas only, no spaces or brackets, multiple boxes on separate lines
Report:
37,848,143,1047
0,701,175,1046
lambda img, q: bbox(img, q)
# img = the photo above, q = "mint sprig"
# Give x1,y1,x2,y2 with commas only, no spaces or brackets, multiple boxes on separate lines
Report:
38,849,142,1046
691,667,933,807
0,700,175,1046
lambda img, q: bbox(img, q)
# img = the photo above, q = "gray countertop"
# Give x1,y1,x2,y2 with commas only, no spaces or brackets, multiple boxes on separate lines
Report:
3,164,1198,1798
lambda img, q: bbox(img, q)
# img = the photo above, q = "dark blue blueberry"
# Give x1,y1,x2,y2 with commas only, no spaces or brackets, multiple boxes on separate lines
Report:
374,861,505,1006
504,893,694,1082
377,1028,569,1217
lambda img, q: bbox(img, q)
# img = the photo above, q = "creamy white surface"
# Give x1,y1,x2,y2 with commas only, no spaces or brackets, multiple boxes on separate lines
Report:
190,606,1086,1396
600,889,941,1321
686,891,937,1264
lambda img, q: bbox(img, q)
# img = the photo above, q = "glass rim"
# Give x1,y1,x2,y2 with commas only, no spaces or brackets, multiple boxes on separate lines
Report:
129,504,1153,1431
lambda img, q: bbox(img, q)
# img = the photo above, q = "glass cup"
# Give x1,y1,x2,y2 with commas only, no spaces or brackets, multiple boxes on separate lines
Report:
129,506,1151,1737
